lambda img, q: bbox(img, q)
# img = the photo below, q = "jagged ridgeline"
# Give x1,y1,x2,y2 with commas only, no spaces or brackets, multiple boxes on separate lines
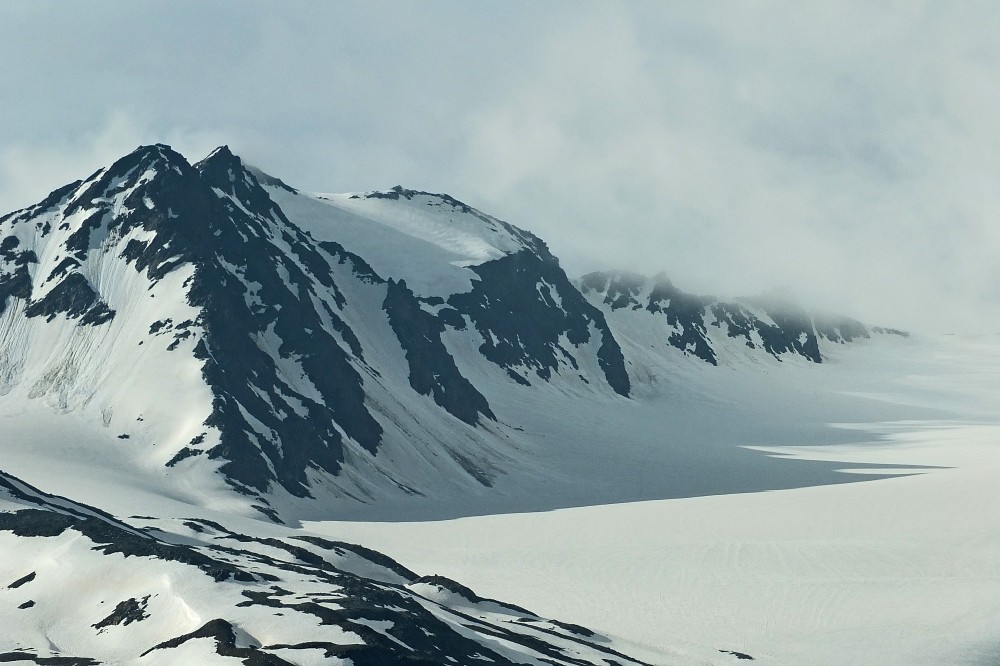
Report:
0,144,631,508
579,271,906,366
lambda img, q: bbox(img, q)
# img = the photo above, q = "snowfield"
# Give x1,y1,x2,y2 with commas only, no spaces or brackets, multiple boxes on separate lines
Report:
267,185,543,298
308,333,1000,666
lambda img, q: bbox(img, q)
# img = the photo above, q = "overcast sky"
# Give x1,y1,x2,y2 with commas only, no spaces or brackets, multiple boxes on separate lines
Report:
2,1,999,333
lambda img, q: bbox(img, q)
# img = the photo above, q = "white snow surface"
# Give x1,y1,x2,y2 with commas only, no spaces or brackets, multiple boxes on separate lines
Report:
267,186,538,297
308,333,1000,666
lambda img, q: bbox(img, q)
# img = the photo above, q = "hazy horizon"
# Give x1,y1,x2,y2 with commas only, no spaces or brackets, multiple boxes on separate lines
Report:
2,2,999,334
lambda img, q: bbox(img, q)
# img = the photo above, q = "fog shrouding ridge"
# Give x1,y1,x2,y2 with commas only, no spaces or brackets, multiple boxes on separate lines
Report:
2,2,999,333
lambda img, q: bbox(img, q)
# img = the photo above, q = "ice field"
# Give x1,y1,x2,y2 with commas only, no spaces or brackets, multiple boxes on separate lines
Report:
312,334,1000,665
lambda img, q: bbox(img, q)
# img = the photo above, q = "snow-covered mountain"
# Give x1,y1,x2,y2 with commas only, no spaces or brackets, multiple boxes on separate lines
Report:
0,144,914,663
0,144,633,521
0,142,905,517
0,144,658,664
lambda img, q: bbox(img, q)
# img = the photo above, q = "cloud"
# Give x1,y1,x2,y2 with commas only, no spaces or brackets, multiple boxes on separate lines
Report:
1,2,999,332
450,2,1000,333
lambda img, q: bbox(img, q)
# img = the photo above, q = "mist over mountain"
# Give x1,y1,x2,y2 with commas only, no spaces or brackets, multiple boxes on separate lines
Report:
7,4,1000,337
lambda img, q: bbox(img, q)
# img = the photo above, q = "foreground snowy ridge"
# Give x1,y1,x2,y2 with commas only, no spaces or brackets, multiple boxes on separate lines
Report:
0,468,652,665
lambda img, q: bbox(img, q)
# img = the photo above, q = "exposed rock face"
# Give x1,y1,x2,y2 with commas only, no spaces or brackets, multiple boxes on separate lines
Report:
447,249,630,395
383,276,496,425
0,145,388,499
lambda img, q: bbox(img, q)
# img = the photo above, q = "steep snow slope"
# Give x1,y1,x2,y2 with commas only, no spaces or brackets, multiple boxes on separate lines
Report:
261,186,470,297
261,182,547,298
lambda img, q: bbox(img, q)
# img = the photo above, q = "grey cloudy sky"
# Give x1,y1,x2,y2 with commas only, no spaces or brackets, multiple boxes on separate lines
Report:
2,1,999,333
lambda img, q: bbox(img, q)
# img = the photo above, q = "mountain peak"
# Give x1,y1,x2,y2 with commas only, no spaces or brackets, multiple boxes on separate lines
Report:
194,146,280,217
111,143,191,176
580,270,878,366
195,145,239,173
2,142,886,525
196,145,248,186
